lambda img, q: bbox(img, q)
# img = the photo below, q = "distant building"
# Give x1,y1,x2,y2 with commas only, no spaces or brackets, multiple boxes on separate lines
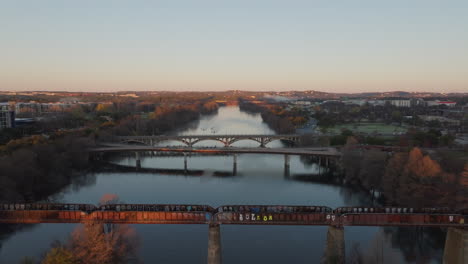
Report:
389,100,411,107
367,100,386,106
411,98,426,107
344,99,366,106
0,103,15,129
118,93,139,98
294,100,312,106
427,100,457,107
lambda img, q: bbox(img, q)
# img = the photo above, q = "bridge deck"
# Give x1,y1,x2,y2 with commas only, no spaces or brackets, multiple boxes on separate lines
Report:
90,145,341,157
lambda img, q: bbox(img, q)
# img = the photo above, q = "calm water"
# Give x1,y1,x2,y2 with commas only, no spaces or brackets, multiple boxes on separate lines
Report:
0,106,443,263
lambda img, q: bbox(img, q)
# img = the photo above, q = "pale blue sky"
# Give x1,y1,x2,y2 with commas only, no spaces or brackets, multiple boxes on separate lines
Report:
1,0,467,92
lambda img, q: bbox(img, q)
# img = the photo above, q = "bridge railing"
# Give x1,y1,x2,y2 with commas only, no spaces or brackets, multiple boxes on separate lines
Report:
214,211,331,225
334,206,453,215
340,213,466,226
215,205,332,214
116,134,300,138
1,203,96,212
98,204,215,212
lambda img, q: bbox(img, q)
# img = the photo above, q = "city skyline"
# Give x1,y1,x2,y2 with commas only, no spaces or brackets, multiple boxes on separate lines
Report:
1,0,467,93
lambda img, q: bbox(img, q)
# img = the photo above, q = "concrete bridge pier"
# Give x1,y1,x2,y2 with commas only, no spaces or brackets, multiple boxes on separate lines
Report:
260,138,266,148
284,154,290,178
443,227,468,264
318,157,322,175
208,224,222,264
233,154,237,176
322,226,345,264
183,153,188,173
135,152,141,170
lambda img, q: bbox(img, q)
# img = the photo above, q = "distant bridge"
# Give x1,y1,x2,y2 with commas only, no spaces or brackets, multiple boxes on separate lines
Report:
90,145,340,157
114,134,302,147
1,203,467,263
89,144,341,176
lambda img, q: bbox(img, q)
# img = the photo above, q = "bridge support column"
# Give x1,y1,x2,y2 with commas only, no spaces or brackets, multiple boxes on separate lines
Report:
233,154,237,176
184,153,188,173
260,138,266,148
322,226,345,264
208,224,222,264
443,227,468,264
135,152,141,170
318,157,322,175
284,154,290,178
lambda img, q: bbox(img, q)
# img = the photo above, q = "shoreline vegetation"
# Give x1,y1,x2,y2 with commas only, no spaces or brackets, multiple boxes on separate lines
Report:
0,98,220,203
0,98,220,263
238,99,467,209
0,98,466,263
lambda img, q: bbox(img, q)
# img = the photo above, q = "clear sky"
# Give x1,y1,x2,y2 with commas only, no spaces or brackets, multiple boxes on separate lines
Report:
1,0,467,93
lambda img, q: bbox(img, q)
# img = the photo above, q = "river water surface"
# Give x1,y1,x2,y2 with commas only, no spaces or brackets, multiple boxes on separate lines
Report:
0,106,444,263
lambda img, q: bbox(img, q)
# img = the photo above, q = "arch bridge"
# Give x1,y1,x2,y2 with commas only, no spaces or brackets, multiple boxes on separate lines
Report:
115,134,301,148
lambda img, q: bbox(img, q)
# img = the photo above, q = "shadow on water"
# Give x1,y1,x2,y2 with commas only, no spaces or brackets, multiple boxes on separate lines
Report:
92,161,239,178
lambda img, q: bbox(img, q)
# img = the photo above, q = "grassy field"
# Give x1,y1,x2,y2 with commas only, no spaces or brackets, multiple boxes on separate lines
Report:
326,123,407,134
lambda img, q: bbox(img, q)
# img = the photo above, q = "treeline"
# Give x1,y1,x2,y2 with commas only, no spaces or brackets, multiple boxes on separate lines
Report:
106,102,218,136
300,128,458,147
314,101,461,127
238,99,295,134
341,137,468,208
0,134,95,202
0,99,220,145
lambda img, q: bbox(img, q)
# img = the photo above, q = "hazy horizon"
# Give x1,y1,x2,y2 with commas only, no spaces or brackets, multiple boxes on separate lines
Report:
1,1,467,93
3,89,467,95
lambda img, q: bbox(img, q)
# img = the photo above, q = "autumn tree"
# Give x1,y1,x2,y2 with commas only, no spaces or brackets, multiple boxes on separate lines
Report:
40,195,140,264
42,246,76,264
382,147,460,207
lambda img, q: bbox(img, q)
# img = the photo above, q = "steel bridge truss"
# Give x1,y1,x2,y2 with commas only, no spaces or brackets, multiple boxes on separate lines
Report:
0,203,466,227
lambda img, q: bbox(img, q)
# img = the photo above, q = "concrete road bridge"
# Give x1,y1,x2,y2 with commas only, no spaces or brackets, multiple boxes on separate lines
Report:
90,144,341,176
114,134,302,148
1,203,467,264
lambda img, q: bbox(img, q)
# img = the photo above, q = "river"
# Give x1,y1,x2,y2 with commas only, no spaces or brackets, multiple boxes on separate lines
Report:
0,106,444,263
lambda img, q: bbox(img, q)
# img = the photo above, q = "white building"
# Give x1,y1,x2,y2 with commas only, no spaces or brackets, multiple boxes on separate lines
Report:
0,103,15,129
389,100,411,107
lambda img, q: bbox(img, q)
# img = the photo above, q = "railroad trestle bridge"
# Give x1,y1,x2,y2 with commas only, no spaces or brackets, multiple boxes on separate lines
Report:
114,134,302,148
1,203,467,264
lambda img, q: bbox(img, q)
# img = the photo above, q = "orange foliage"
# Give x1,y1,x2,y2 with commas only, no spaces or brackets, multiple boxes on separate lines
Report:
405,148,442,178
69,222,139,264
100,193,120,205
